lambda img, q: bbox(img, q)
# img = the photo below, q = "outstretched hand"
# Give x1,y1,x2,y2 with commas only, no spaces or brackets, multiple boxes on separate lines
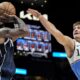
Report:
27,8,41,18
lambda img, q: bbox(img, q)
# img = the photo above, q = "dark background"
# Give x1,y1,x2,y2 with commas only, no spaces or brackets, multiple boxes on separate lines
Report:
0,0,80,80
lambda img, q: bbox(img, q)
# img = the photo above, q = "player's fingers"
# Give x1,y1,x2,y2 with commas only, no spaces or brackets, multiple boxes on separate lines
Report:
27,8,37,12
3,13,16,22
0,16,6,19
0,16,7,22
27,8,41,17
3,13,10,18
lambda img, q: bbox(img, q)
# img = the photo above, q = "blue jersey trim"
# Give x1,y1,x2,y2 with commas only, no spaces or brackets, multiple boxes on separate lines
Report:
71,60,80,80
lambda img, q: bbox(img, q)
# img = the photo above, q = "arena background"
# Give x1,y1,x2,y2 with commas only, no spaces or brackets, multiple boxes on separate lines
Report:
0,0,80,80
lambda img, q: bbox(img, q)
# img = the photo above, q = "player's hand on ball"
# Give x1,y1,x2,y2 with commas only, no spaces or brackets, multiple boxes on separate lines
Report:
0,13,17,23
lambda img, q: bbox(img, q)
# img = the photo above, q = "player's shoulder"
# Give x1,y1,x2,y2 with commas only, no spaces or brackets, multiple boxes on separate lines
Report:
73,39,80,46
64,35,74,45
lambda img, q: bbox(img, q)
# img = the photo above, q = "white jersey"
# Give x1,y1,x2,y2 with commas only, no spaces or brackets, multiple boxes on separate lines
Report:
68,40,80,64
68,40,80,80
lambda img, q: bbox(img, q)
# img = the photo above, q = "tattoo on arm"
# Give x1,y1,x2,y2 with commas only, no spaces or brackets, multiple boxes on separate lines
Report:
9,28,28,41
0,28,11,38
15,17,26,28
0,17,28,41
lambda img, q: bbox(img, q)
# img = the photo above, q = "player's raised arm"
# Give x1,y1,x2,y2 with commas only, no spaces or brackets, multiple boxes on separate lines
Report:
27,8,74,57
9,28,28,41
0,27,28,42
2,13,29,41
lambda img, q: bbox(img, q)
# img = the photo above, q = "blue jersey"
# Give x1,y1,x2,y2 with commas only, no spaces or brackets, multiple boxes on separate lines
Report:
68,40,80,80
0,38,15,80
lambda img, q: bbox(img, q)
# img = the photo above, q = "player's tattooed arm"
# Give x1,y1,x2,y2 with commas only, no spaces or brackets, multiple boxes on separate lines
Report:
0,27,11,38
14,16,27,28
0,27,28,41
2,13,29,31
9,28,28,41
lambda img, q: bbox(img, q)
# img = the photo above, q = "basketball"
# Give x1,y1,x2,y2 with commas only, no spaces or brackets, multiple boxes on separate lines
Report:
0,2,16,15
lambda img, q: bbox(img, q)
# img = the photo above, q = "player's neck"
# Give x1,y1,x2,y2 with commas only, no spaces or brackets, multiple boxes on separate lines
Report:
75,39,80,43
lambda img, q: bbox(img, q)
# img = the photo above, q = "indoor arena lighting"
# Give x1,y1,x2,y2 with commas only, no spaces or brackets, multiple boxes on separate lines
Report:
15,68,27,75
52,52,67,58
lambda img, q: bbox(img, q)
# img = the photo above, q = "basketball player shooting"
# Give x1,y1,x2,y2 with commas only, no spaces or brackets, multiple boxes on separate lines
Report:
27,8,80,80
0,1,28,80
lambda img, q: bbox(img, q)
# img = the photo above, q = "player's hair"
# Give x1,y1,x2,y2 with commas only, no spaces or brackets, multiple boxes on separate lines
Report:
73,21,80,27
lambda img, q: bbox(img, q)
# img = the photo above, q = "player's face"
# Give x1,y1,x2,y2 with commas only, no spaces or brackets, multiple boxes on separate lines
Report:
73,25,80,40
